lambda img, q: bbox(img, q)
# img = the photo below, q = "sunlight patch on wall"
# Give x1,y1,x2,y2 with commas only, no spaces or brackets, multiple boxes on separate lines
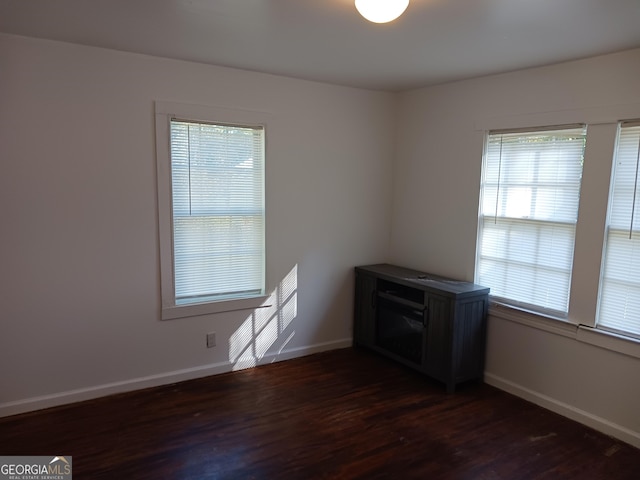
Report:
229,265,298,370
279,264,298,330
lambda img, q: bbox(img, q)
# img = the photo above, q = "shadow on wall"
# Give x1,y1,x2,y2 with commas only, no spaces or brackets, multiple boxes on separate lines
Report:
229,265,298,370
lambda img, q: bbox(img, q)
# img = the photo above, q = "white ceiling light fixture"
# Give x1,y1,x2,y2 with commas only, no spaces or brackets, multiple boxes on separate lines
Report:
355,0,410,24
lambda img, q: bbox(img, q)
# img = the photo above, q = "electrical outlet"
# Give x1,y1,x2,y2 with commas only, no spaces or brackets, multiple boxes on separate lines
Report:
206,332,216,348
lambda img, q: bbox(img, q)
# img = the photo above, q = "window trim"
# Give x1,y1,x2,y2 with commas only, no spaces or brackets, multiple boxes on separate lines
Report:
475,125,587,316
155,101,271,320
595,121,640,339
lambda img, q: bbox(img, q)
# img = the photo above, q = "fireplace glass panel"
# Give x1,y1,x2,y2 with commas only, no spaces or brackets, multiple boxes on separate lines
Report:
376,297,424,365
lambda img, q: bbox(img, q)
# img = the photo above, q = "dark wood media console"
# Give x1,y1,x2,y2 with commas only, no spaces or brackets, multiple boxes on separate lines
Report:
354,264,489,393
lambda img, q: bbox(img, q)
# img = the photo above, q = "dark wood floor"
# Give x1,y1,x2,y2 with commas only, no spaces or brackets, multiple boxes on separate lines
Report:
1,347,639,479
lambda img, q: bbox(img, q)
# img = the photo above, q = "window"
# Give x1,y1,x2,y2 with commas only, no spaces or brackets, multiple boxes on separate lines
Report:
598,122,640,339
476,126,587,316
155,102,267,319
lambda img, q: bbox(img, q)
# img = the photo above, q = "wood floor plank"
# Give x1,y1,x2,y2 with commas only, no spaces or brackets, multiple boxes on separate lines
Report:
1,347,639,479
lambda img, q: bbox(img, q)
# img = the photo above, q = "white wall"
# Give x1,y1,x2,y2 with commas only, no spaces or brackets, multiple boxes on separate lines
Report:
0,34,394,414
391,48,640,446
3,31,639,450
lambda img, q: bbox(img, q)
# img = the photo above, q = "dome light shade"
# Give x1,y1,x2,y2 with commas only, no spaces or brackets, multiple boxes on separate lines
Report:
355,0,410,24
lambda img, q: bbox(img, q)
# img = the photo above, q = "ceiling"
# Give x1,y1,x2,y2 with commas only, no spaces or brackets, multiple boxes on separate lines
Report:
1,0,640,91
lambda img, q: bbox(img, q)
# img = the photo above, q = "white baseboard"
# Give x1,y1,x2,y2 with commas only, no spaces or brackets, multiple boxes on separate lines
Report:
485,372,640,449
0,338,352,418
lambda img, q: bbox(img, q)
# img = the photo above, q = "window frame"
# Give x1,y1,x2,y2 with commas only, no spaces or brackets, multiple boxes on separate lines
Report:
155,101,270,320
475,125,587,318
596,121,640,340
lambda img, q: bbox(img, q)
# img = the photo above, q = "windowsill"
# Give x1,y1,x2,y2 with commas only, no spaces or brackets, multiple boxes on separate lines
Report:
488,302,640,359
489,302,578,338
161,294,272,320
576,326,640,360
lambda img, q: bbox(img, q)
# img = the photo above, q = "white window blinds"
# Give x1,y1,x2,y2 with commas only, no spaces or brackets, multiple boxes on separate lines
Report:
170,119,265,304
476,126,586,315
598,122,640,339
